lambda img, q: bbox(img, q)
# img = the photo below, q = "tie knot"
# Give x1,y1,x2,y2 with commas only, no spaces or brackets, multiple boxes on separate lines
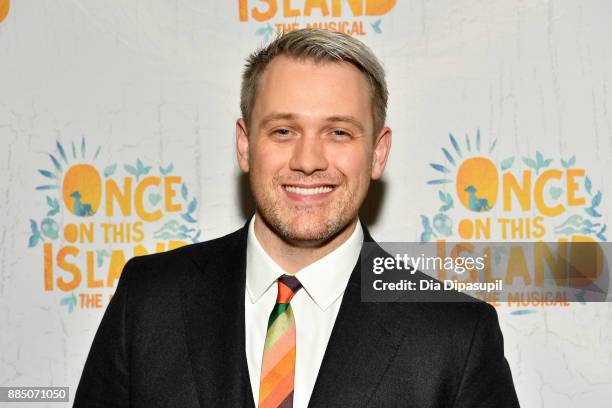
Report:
276,275,302,304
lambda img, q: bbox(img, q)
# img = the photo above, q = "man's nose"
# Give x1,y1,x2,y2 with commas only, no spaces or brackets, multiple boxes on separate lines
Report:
289,134,329,175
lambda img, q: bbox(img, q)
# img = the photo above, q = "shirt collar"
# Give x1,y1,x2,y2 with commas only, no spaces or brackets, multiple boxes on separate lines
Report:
245,215,364,311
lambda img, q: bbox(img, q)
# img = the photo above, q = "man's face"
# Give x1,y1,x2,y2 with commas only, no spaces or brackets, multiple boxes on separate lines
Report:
237,55,391,244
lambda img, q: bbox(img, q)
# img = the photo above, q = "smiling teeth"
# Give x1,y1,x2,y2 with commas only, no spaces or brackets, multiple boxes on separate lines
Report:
284,186,333,195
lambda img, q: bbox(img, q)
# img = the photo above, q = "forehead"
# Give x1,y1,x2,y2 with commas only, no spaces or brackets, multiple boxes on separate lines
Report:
252,55,372,128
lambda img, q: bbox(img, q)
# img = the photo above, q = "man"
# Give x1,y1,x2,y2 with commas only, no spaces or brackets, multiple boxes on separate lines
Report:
74,29,519,407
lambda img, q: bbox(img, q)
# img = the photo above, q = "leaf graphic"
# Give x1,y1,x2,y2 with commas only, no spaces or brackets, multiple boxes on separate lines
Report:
49,154,62,172
41,218,59,240
93,145,101,161
420,215,431,230
585,207,602,218
104,164,117,177
500,157,515,171
160,163,174,175
71,141,77,158
561,155,576,168
81,136,86,158
555,214,583,230
441,148,456,166
427,179,453,185
597,225,607,241
181,213,197,223
95,250,109,268
124,164,137,176
449,133,462,157
36,184,59,190
585,177,592,195
181,183,188,201
438,191,447,202
531,151,552,171
46,196,60,216
420,231,432,243
592,191,602,208
60,294,77,313
255,26,269,35
192,230,202,243
137,158,144,171
510,309,536,316
38,169,57,180
582,219,600,229
488,139,497,153
522,157,537,170
465,134,471,152
420,215,433,242
549,187,563,200
476,129,481,151
30,219,39,234
370,18,382,34
187,198,197,214
439,192,453,211
28,234,40,248
56,141,68,163
430,163,451,174
148,193,162,206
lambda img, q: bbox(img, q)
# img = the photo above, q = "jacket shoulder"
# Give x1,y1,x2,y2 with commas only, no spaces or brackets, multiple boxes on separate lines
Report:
130,226,244,267
119,226,247,289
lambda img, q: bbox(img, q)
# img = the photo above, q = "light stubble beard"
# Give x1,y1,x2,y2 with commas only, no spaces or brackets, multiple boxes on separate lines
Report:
251,173,362,246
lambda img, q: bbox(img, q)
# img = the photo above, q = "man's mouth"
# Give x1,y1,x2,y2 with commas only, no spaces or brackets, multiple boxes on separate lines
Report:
282,184,335,197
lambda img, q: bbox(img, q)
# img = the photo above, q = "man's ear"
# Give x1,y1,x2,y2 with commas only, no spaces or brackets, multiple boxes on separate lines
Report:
371,126,392,180
236,118,250,173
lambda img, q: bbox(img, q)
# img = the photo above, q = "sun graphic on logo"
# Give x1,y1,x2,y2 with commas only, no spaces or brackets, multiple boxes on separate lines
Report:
428,130,499,213
0,0,9,24
37,138,102,217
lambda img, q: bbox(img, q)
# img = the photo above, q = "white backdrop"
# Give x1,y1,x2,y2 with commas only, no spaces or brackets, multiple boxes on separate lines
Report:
1,1,612,406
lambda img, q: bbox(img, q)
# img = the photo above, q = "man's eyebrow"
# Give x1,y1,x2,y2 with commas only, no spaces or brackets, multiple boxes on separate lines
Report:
258,113,365,133
324,115,365,132
259,113,297,127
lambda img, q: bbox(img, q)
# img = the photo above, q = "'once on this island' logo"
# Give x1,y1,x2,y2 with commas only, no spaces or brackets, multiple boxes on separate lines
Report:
419,130,607,312
238,0,397,40
27,138,202,312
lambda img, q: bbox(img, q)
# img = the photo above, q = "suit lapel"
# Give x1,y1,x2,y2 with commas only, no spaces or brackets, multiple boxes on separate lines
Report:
180,224,255,408
307,226,409,408
178,221,405,407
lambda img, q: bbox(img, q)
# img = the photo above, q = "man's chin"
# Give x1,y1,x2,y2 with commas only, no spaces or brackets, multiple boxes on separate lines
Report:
273,216,346,245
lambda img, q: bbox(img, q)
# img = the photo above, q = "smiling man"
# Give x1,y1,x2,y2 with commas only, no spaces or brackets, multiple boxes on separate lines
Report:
74,29,519,408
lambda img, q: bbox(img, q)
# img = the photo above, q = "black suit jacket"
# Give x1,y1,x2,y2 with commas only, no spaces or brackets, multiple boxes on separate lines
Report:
74,222,520,407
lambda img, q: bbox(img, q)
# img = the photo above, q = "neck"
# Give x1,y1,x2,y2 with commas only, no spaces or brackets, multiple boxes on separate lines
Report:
253,215,358,274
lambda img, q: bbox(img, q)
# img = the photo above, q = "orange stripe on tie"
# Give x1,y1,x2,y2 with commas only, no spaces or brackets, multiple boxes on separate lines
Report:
258,275,301,408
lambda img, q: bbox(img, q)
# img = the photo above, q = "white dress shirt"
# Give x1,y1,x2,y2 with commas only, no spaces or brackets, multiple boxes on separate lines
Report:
245,215,364,408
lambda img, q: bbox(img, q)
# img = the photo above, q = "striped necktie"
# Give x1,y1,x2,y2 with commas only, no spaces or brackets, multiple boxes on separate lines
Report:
258,274,302,408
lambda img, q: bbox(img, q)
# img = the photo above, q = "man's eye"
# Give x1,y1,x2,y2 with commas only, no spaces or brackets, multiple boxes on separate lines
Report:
274,129,291,136
332,130,349,138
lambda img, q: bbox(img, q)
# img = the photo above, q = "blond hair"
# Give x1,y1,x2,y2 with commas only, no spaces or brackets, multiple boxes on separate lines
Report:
241,28,388,134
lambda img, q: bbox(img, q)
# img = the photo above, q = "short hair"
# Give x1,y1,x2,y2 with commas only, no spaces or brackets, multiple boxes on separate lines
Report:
240,28,388,134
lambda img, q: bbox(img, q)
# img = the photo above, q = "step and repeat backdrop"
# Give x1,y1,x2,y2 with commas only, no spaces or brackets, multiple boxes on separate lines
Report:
1,1,611,406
